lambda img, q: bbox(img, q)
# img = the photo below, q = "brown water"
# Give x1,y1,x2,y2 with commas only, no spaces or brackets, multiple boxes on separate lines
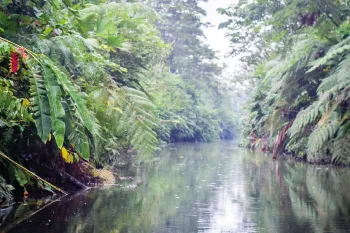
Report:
1,141,350,233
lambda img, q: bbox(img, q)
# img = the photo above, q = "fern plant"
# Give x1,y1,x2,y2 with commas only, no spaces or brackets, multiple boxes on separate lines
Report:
332,127,350,165
91,86,159,158
0,175,13,204
307,37,350,73
121,87,159,155
288,36,350,164
245,31,349,163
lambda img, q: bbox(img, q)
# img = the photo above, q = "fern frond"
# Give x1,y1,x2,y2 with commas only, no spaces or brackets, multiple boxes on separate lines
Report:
91,86,159,156
0,119,8,128
2,127,14,144
0,175,13,202
308,36,350,72
317,55,350,94
307,118,339,154
289,49,350,158
115,87,159,156
80,2,158,24
266,35,321,80
331,132,350,166
34,35,108,83
288,103,319,138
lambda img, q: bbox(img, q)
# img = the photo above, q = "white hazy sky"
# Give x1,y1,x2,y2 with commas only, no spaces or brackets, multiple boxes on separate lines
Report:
200,0,240,73
200,0,234,55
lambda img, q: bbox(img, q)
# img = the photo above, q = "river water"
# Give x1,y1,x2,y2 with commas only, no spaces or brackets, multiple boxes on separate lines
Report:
2,141,350,233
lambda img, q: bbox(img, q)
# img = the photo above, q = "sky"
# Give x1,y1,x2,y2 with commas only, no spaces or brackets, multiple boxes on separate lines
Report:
200,0,234,55
200,0,240,74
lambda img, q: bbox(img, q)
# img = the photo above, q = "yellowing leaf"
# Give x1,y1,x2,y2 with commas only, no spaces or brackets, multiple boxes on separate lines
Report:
61,147,70,163
22,98,29,107
48,133,52,142
113,107,122,113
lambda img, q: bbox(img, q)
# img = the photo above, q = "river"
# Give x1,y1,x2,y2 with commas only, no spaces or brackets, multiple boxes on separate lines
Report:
2,141,350,233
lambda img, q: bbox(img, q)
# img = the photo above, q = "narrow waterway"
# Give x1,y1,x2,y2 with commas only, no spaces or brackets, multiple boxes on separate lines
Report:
2,141,350,233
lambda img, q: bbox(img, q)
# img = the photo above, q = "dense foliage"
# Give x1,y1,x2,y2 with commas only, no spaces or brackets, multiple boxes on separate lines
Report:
145,0,237,143
219,0,350,165
0,0,236,202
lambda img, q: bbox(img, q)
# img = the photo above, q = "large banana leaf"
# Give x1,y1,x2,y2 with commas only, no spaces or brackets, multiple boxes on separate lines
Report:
27,58,52,143
42,61,66,148
62,96,91,160
48,61,99,136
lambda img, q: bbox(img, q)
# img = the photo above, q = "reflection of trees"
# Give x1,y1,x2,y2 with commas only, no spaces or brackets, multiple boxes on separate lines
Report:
7,145,350,233
243,151,350,233
73,143,237,233
8,142,236,233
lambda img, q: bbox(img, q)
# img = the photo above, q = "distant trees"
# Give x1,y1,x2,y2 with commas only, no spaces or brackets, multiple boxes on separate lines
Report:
146,0,237,142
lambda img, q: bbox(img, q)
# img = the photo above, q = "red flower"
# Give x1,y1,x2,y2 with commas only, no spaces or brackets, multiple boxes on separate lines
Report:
10,51,20,74
17,47,29,59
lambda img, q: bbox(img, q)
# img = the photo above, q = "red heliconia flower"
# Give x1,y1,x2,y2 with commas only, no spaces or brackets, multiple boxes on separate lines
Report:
9,51,20,74
17,47,29,59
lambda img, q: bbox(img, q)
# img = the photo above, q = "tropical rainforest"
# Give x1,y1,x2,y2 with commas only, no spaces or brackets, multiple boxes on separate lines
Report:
0,0,236,204
0,0,349,212
219,0,350,165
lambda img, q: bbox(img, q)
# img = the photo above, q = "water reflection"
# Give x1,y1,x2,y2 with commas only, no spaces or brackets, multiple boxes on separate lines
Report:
3,141,350,233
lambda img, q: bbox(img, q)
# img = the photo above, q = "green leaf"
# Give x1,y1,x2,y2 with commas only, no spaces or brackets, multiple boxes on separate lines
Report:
27,58,52,143
113,87,159,157
14,167,31,187
52,120,65,148
42,26,53,36
42,61,66,148
107,35,124,47
62,97,91,160
96,15,115,37
47,59,99,136
76,131,90,160
307,42,350,73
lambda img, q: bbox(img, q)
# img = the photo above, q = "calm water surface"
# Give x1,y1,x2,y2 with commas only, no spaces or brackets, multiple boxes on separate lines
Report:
2,141,350,233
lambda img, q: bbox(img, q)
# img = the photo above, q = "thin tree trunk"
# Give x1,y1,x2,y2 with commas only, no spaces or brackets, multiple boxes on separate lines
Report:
63,172,89,191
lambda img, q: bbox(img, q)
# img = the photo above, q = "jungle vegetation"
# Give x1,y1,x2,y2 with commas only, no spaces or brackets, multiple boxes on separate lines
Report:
219,0,350,165
0,0,236,204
